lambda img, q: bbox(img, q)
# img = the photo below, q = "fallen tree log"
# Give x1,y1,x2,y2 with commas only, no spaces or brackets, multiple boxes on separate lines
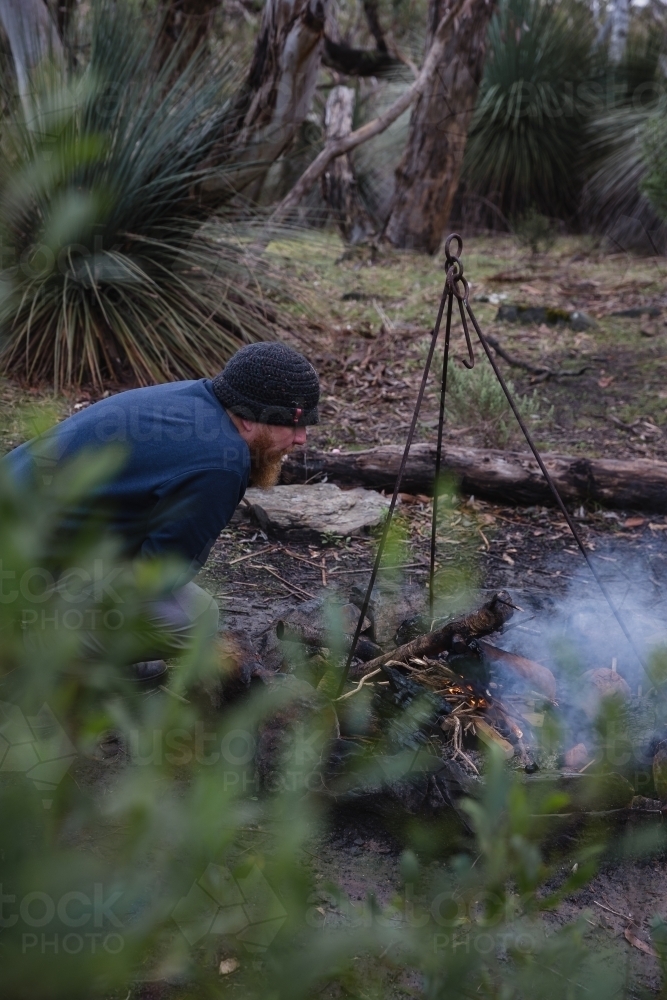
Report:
353,591,514,677
282,444,667,513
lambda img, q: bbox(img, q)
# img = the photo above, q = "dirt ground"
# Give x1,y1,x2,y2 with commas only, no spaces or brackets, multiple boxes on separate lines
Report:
3,234,667,996
195,491,667,997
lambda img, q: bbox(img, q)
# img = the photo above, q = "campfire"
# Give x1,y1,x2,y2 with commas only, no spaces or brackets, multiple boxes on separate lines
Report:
250,580,667,822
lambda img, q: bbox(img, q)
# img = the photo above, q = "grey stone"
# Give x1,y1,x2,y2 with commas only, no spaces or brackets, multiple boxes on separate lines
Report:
243,483,390,537
569,310,596,331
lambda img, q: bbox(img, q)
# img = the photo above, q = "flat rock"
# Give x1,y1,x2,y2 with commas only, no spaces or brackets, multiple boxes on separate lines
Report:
243,483,390,537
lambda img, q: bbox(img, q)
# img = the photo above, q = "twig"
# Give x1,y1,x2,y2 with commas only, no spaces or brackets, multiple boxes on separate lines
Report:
158,685,190,704
455,749,480,775
485,334,590,382
248,563,315,600
329,561,428,575
593,900,633,922
283,548,325,570
449,715,480,773
334,668,383,702
229,544,278,565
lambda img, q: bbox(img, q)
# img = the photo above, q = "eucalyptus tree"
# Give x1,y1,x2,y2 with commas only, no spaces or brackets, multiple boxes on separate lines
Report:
0,0,63,112
383,0,496,254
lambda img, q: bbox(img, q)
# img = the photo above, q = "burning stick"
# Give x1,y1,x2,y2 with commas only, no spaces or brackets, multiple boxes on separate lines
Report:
354,591,515,678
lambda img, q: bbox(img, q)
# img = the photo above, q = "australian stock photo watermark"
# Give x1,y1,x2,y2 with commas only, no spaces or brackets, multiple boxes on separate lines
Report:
0,883,125,956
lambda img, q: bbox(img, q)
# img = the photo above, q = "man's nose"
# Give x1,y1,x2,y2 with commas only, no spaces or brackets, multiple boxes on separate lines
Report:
294,427,307,445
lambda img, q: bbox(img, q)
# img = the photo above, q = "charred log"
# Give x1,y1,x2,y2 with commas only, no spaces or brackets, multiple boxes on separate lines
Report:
276,619,382,662
362,0,389,53
282,444,667,514
354,591,514,677
322,36,400,76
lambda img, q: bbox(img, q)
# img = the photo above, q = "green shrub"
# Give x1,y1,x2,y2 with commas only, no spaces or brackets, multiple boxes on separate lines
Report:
512,207,558,254
1,440,664,999
445,358,548,448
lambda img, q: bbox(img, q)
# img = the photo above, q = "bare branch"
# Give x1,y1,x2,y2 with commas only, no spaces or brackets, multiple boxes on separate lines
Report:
267,0,469,227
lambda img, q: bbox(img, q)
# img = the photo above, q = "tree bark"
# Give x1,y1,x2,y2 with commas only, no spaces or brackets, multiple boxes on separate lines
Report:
384,0,495,254
264,0,467,230
609,0,630,64
0,0,63,112
54,0,76,39
281,444,667,514
362,0,389,53
229,0,329,200
160,0,220,63
321,86,375,244
322,35,400,76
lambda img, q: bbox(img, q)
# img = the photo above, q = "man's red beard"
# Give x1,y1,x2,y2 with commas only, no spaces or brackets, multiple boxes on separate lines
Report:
248,427,289,489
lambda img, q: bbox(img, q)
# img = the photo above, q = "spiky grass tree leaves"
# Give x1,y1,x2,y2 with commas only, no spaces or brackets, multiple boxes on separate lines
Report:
0,3,287,389
642,102,667,221
463,0,595,219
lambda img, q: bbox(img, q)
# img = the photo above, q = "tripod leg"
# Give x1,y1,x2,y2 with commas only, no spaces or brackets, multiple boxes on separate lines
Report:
337,281,451,696
429,292,454,620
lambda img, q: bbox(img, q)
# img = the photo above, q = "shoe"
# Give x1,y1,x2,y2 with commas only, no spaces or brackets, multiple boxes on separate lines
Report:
132,659,167,684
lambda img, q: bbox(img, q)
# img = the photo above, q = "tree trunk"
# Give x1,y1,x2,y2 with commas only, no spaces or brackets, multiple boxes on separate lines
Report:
281,444,667,514
53,0,76,39
609,0,630,64
384,0,494,254
160,0,220,63
321,86,374,244
0,0,63,112
231,0,330,200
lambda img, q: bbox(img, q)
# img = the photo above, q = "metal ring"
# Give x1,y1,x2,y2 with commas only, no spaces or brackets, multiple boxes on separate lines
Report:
446,267,469,303
444,233,463,264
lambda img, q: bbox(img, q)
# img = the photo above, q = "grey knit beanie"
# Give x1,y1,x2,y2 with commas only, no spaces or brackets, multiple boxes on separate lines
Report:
212,342,320,426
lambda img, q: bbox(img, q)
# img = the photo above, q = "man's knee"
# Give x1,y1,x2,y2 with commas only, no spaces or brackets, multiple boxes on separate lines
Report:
141,582,219,654
176,582,219,640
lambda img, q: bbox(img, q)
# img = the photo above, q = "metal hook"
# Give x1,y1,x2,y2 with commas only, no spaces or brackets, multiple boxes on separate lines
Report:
457,294,475,369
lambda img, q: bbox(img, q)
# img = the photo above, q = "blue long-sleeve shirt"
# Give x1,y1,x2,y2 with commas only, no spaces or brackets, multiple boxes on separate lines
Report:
3,379,249,579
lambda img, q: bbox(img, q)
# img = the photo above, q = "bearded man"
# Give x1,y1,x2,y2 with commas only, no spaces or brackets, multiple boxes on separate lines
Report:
4,342,320,679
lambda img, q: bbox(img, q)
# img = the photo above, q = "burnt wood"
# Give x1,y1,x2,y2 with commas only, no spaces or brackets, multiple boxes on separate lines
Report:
282,444,667,513
353,591,515,677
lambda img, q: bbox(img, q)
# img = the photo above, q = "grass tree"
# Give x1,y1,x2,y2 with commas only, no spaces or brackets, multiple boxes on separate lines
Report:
462,0,595,221
0,1,294,389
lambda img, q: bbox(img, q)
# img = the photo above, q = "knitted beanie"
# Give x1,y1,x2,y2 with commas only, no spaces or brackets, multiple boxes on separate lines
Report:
211,342,320,426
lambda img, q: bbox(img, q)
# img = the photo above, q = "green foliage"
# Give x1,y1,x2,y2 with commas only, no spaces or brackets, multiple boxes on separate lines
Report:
0,439,665,998
512,207,558,254
641,102,667,221
583,104,657,232
583,17,667,235
464,0,595,219
445,358,547,449
0,2,289,389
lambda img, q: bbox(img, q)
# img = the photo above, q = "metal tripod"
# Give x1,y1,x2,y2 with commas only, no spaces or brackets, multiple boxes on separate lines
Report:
337,234,649,697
